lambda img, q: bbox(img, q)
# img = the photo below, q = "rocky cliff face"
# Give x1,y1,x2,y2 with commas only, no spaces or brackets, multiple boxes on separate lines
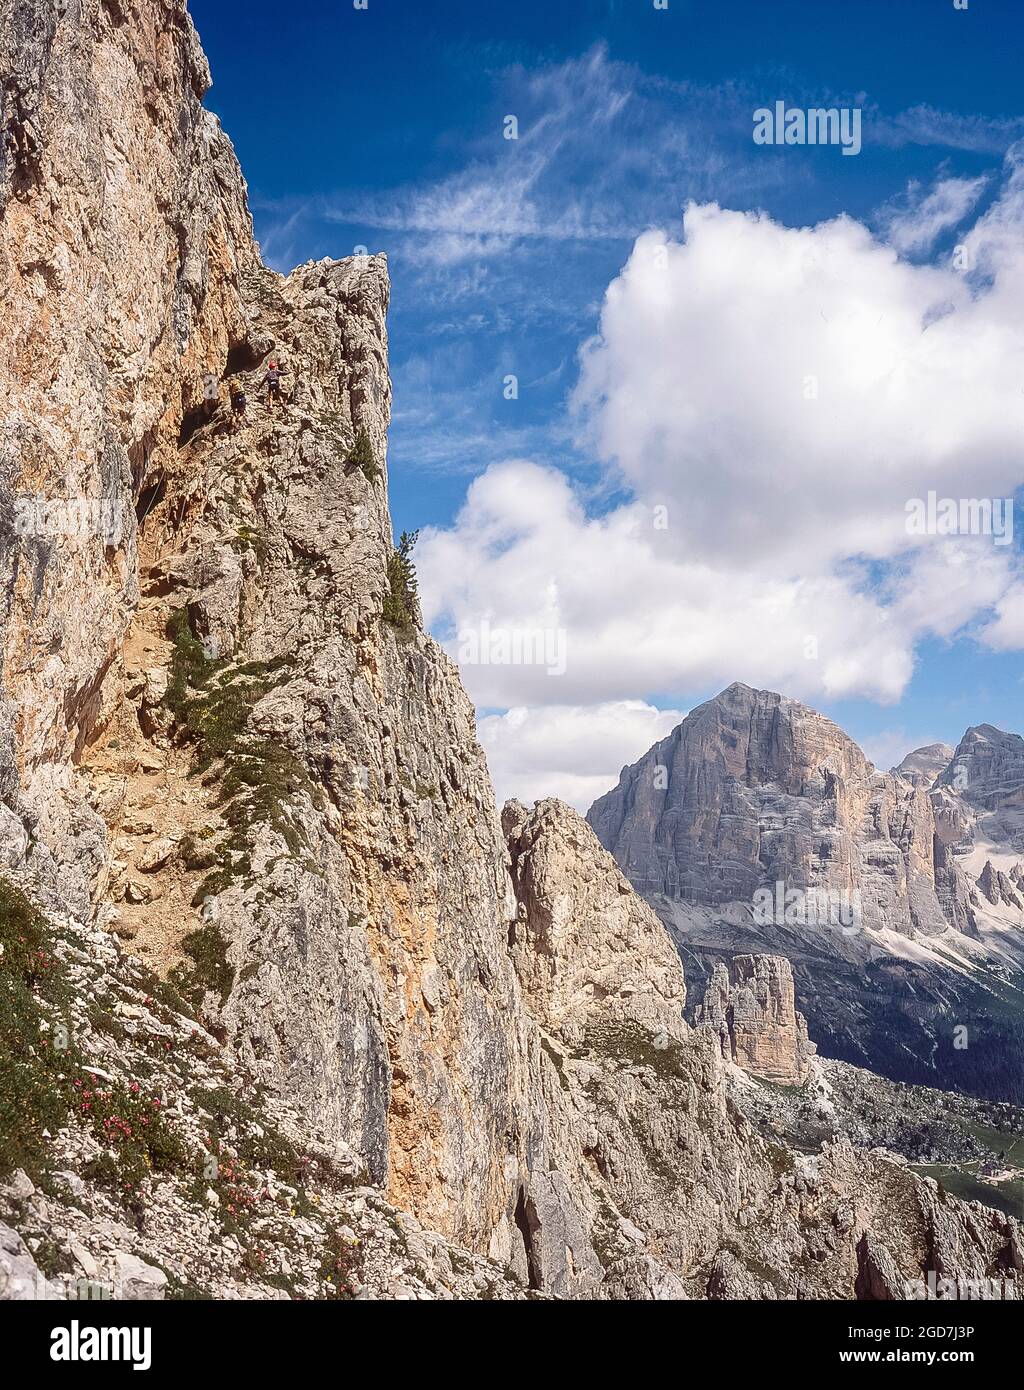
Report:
588,684,1024,1102
486,802,1023,1300
587,682,961,939
696,955,814,1085
932,724,1024,913
1,0,259,910
938,724,1024,818
6,806,1021,1302
0,0,533,1259
2,0,1022,1302
896,744,955,789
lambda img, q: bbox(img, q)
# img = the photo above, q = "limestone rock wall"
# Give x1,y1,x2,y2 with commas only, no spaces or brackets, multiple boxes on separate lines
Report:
1,0,258,916
0,0,525,1257
587,682,957,940
696,954,815,1085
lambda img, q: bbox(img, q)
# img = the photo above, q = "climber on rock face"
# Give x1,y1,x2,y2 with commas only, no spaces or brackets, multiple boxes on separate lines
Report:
264,359,284,407
229,376,247,429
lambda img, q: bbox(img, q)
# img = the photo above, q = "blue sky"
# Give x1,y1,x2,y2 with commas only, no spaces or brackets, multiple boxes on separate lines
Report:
191,0,1024,805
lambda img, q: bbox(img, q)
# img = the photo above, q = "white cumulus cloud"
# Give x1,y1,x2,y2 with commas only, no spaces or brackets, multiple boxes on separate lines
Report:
478,701,686,812
417,146,1024,808
983,584,1024,651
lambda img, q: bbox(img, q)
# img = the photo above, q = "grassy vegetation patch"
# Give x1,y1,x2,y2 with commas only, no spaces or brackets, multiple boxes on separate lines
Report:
165,610,293,771
319,1228,363,1300
168,921,235,1010
913,1163,1024,1222
0,880,191,1191
130,964,195,1025
960,1118,1024,1161
763,1141,796,1178
348,426,380,484
185,1085,323,1266
0,881,75,1179
73,1076,188,1193
191,1085,308,1186
582,1021,692,1084
163,610,324,907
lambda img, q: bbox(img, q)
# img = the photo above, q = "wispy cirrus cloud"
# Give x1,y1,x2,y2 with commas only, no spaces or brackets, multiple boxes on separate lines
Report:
255,50,1024,278
874,105,1024,155
254,206,307,273
257,46,795,274
878,172,990,254
322,160,556,266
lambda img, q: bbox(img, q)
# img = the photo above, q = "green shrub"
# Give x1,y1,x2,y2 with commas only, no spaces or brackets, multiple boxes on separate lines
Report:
72,1077,188,1190
165,612,295,772
163,611,320,908
0,881,75,1179
188,739,325,908
349,427,379,483
192,1086,308,1185
168,921,235,1009
231,525,269,567
165,608,219,720
582,1021,691,1083
0,881,190,1189
319,1229,363,1300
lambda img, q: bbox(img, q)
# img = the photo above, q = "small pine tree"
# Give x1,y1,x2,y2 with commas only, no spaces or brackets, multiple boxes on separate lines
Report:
349,427,379,483
382,530,420,636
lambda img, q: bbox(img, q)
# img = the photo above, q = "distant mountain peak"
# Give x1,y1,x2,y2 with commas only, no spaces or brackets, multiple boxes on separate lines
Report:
586,686,1024,1099
896,743,956,788
938,721,1024,809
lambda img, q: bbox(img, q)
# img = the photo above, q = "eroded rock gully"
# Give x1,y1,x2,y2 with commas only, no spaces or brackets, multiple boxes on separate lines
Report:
1,0,1022,1301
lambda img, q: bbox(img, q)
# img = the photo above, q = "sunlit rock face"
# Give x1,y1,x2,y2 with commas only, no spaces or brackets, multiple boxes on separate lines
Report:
589,684,1024,1101
696,954,815,1085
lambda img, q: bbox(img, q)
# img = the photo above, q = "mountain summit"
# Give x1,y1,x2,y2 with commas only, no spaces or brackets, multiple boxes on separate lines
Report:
588,684,1024,1100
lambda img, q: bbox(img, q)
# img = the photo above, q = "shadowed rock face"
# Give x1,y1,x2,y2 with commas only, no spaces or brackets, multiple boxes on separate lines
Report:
696,955,815,1085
